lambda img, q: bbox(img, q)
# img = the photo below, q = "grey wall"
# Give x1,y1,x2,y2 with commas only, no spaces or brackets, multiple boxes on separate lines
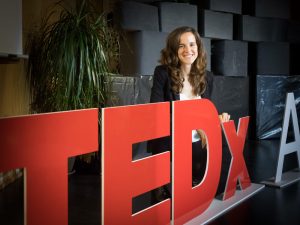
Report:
0,0,22,56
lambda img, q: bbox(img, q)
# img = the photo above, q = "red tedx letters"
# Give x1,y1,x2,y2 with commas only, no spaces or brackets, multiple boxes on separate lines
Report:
0,99,250,225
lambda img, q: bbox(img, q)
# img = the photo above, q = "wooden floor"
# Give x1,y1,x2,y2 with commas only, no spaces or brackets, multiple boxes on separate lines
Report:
1,139,300,225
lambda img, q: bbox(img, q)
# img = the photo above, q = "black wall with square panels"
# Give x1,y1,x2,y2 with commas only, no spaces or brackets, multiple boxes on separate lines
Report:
114,0,300,140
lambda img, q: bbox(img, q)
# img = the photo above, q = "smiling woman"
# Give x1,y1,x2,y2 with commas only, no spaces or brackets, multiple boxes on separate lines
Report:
157,26,207,100
148,27,210,194
148,26,230,203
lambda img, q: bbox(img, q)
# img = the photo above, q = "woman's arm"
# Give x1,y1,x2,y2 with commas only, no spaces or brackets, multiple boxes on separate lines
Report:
197,113,230,148
150,66,169,103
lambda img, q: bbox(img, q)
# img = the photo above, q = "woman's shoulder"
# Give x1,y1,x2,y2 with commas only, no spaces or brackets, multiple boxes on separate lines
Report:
154,64,168,74
153,65,169,81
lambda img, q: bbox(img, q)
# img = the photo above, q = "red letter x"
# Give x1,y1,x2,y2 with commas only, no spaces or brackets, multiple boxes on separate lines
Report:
222,117,251,200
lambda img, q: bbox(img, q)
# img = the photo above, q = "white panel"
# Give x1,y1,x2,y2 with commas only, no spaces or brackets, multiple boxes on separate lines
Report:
0,0,22,56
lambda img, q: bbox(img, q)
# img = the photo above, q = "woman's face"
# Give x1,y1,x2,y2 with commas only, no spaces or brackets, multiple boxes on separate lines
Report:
177,32,198,67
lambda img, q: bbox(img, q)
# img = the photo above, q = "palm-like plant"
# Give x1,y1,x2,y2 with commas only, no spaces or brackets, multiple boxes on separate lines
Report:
27,0,119,113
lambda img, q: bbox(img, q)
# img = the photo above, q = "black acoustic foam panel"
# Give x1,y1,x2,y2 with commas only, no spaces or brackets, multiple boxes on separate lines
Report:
238,15,288,42
210,75,249,127
192,0,242,14
288,21,300,43
212,40,248,76
202,37,211,72
207,0,242,14
290,44,300,74
120,31,168,76
115,1,159,31
158,2,198,32
255,0,290,19
256,42,290,75
198,9,233,40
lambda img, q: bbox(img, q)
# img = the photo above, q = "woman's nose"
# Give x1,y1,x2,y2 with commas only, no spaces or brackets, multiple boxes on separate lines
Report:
184,45,191,52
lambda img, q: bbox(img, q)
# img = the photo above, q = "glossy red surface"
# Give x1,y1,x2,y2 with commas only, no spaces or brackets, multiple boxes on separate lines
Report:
102,102,171,225
172,99,222,225
222,117,251,200
0,109,99,225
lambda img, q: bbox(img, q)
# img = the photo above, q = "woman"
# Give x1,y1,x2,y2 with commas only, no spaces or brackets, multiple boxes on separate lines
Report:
149,26,230,202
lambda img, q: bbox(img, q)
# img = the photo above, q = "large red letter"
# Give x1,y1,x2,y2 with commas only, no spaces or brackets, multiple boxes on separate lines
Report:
222,117,251,200
173,99,222,225
102,103,171,225
0,109,99,225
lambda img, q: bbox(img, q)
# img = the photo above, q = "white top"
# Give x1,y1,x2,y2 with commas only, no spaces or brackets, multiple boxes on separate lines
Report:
179,93,201,143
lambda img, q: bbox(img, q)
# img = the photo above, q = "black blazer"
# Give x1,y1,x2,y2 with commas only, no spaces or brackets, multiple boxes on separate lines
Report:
148,65,213,154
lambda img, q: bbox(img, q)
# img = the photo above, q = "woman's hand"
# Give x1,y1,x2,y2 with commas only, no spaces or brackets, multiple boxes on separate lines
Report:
219,112,230,123
196,112,230,148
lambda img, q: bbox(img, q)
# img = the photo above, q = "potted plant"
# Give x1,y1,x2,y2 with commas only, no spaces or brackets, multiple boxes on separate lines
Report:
26,0,120,173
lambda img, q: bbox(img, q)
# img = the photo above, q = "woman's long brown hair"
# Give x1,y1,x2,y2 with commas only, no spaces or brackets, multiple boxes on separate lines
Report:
160,26,207,96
